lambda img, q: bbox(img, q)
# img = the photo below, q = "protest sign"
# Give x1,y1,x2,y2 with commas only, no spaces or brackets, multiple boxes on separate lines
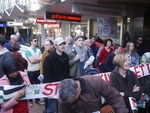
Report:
0,63,150,103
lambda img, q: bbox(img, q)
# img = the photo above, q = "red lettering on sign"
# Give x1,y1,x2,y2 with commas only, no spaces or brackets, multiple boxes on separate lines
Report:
134,66,140,77
146,63,150,74
53,83,59,95
42,83,53,96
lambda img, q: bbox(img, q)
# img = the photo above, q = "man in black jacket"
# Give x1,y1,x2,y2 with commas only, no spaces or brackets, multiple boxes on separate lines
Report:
43,37,69,113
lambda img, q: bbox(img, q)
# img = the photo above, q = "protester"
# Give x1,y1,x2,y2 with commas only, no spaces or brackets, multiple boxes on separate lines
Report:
125,42,139,67
43,37,69,113
0,58,31,113
89,36,99,68
40,39,54,79
105,44,122,72
73,35,88,76
58,75,129,113
16,32,26,45
11,42,28,71
25,36,43,107
134,36,147,58
0,36,12,78
64,35,73,53
4,34,18,52
98,39,113,72
109,53,142,113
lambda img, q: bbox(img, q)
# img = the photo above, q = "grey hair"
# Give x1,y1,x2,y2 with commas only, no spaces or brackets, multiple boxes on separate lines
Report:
65,35,72,42
10,34,17,39
83,39,91,46
59,79,78,103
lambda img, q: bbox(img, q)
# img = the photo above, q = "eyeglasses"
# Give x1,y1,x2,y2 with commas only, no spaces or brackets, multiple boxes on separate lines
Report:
138,40,143,41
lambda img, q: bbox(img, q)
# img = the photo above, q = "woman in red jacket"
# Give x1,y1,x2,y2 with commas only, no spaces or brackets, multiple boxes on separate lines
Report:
98,39,113,73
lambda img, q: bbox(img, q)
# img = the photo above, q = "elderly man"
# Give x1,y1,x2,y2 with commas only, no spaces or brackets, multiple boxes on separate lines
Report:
58,75,129,113
16,32,26,45
4,34,18,51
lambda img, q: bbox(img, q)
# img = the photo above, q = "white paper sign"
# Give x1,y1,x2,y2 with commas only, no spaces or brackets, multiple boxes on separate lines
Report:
97,17,117,37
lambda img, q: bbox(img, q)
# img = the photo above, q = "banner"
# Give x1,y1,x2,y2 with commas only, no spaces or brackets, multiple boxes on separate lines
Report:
0,63,150,103
0,82,59,104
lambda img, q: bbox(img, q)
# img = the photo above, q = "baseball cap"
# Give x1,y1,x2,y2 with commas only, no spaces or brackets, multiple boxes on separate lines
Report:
54,37,65,45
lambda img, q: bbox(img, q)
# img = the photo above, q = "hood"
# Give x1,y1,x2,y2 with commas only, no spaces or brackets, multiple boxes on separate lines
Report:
2,58,19,76
0,48,10,56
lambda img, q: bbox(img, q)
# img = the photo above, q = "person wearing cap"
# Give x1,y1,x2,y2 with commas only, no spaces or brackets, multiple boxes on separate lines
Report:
72,35,87,76
43,37,69,113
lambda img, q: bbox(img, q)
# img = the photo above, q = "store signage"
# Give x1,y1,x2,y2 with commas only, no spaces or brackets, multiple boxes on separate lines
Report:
46,24,60,28
7,21,23,26
72,4,121,16
36,18,57,24
45,12,82,22
14,19,25,23
0,24,7,27
97,17,117,37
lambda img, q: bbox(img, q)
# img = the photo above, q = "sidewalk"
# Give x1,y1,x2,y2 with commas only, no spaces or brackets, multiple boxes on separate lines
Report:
31,103,45,113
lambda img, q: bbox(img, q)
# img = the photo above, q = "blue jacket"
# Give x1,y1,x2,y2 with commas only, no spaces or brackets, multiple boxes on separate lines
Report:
105,52,116,72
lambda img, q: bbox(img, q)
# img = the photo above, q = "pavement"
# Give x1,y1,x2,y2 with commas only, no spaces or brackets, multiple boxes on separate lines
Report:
31,101,45,113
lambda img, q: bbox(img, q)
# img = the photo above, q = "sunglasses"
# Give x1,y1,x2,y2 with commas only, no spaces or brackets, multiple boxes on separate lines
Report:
138,40,143,41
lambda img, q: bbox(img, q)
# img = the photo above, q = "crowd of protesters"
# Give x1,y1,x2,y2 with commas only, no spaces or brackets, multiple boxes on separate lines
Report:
0,32,150,113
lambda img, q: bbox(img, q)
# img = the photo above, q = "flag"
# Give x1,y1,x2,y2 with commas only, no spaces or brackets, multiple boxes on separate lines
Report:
129,97,138,111
0,85,24,103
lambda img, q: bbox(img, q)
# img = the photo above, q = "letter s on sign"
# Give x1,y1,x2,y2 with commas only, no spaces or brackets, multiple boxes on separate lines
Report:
42,83,53,96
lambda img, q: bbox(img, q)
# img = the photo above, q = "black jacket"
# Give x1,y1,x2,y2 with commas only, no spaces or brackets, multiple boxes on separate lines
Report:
109,68,142,113
43,50,69,83
104,52,116,72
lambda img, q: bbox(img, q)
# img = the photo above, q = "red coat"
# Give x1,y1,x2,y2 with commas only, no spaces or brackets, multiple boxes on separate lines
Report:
98,48,113,64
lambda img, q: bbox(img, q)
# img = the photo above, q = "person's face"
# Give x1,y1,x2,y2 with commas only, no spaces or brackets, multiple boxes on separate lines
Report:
11,38,17,43
55,42,66,52
129,43,134,51
75,38,84,47
116,47,122,54
121,55,130,70
31,39,38,46
106,41,112,47
9,70,19,78
91,37,96,44
16,33,20,39
66,38,72,44
137,37,143,45
44,41,53,51
87,40,92,47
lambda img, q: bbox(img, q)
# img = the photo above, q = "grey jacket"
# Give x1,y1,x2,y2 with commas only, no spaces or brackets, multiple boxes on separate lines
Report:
67,49,80,77
0,48,12,78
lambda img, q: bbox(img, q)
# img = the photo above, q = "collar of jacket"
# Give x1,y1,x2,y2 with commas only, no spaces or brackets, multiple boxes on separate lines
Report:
73,77,90,94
